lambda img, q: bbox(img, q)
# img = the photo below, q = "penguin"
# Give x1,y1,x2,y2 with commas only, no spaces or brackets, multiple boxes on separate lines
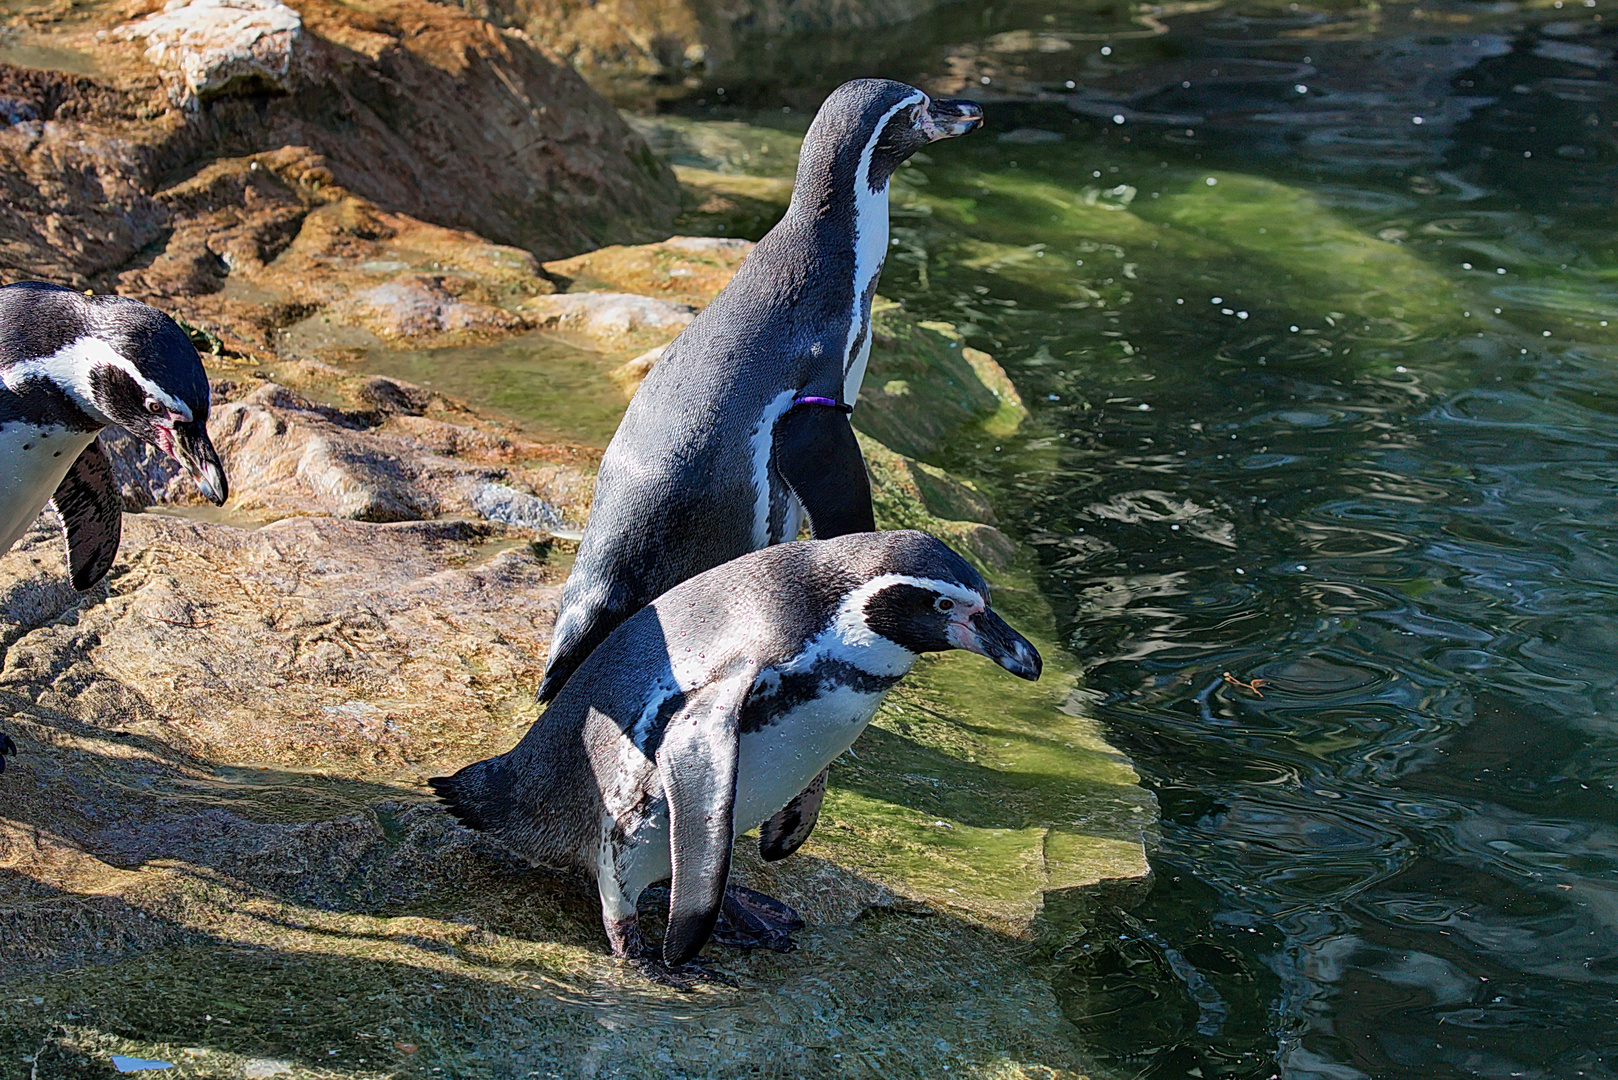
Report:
0,281,228,773
536,79,983,705
431,530,1041,984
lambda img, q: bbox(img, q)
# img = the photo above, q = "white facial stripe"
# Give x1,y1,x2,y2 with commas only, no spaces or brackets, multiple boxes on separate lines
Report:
788,571,981,678
842,92,927,401
855,93,926,198
749,389,799,549
1,335,191,422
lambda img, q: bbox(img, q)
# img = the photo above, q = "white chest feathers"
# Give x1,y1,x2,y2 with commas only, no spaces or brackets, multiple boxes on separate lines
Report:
0,424,98,554
732,682,887,835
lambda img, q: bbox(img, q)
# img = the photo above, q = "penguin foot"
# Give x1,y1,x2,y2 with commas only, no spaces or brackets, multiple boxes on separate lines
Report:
710,883,803,953
0,730,15,773
631,955,738,991
606,914,738,990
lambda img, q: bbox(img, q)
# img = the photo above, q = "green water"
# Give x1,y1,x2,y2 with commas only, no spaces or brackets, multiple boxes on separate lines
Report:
653,2,1618,1077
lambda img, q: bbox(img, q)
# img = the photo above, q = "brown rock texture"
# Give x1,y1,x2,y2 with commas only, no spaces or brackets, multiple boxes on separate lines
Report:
0,0,680,294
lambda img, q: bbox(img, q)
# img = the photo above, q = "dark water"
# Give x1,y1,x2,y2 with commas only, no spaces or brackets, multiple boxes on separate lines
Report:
685,2,1618,1077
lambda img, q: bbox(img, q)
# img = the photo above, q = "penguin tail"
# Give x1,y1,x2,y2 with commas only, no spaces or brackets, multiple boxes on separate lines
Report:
428,764,501,833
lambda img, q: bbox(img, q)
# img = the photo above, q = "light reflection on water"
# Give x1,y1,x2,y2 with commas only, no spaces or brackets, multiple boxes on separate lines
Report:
688,1,1618,1076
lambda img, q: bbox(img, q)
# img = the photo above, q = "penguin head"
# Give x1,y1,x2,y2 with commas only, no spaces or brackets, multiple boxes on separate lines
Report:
795,79,983,203
847,531,1042,680
0,283,227,505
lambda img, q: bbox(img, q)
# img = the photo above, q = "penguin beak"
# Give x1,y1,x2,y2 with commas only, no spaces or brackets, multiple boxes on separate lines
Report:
922,98,984,141
953,608,1042,681
172,421,229,505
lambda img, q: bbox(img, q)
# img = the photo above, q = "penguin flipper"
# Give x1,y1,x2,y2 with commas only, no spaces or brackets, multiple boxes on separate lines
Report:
758,766,828,861
772,404,875,539
658,677,747,967
50,436,123,592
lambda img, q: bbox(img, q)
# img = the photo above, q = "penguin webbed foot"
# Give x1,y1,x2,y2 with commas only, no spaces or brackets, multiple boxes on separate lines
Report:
606,914,736,990
0,729,15,772
632,954,738,991
710,883,803,953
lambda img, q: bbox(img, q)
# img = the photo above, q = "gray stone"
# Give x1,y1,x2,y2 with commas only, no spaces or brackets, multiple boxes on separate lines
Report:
471,482,564,532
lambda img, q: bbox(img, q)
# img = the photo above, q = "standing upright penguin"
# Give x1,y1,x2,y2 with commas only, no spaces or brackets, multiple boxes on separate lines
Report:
537,79,983,703
0,281,228,772
433,531,1041,982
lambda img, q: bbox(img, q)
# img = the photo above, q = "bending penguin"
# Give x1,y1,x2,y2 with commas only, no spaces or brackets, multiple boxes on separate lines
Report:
432,531,1041,983
536,79,983,704
0,281,228,773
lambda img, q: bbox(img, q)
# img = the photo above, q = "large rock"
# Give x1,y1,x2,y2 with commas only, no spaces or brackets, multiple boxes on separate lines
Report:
0,0,680,293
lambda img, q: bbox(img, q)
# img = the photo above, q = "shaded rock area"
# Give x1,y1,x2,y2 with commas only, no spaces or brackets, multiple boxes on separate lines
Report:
453,0,954,102
0,21,1150,1078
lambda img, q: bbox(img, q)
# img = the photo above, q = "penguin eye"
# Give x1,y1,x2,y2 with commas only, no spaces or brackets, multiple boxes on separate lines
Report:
145,399,164,416
934,596,955,614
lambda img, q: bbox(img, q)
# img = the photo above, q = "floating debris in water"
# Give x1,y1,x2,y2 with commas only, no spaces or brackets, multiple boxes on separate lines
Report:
1222,672,1268,698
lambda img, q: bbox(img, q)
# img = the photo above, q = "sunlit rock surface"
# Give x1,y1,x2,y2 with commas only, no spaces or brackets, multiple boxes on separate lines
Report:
0,0,680,284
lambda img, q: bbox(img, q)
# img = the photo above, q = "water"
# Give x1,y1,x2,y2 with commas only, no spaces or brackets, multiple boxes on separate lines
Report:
674,2,1618,1076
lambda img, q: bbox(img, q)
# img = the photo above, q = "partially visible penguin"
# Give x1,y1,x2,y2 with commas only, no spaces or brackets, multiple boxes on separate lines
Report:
0,281,228,773
536,79,983,704
432,530,1040,983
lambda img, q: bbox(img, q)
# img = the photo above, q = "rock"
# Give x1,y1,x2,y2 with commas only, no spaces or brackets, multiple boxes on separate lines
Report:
857,310,1027,460
517,291,695,348
333,274,529,341
204,377,590,527
112,0,304,109
1,0,681,294
471,482,565,533
0,44,1151,1075
100,428,197,510
544,236,754,309
608,343,666,395
0,501,1141,1078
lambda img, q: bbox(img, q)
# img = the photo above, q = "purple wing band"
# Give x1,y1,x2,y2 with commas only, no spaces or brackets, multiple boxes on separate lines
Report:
793,395,854,414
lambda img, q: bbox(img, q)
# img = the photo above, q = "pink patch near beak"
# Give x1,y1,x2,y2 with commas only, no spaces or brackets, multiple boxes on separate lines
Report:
154,423,177,460
945,604,987,652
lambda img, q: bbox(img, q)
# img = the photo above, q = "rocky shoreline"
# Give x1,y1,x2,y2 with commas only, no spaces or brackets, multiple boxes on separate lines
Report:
1,4,1152,1077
